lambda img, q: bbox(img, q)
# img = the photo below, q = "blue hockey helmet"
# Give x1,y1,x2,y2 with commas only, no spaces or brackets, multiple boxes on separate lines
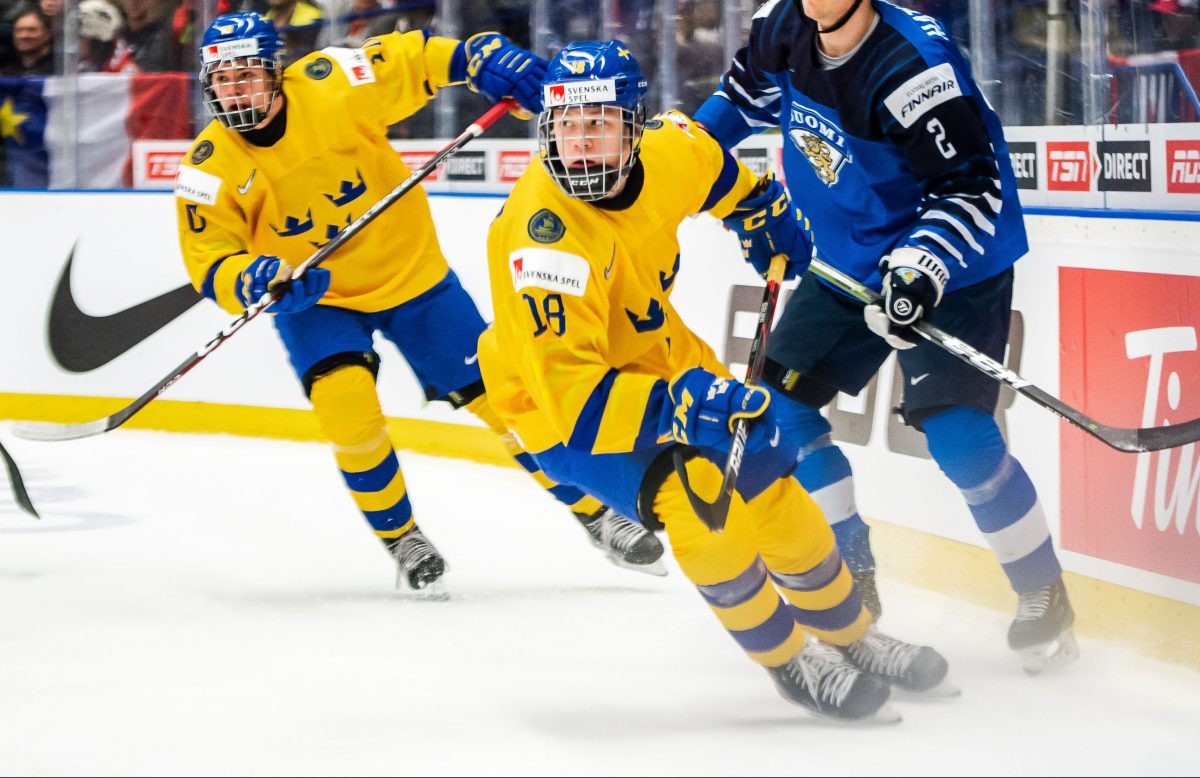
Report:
537,40,649,201
199,12,285,131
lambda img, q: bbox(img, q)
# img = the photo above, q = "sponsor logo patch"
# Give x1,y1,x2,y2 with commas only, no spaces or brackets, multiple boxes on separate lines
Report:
1047,141,1097,192
1098,140,1152,192
527,208,566,243
173,164,222,205
1007,141,1038,190
883,63,962,128
498,149,533,182
510,248,589,297
325,47,376,85
1166,139,1200,194
446,150,486,181
202,38,259,64
48,242,202,373
1059,268,1200,584
543,78,618,107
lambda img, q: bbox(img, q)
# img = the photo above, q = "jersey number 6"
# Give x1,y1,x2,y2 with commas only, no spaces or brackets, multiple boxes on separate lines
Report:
523,292,566,336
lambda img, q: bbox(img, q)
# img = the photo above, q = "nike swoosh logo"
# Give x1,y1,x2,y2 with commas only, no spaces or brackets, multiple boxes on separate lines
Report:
464,353,479,365
48,241,203,373
910,373,931,386
238,169,256,195
604,247,616,280
770,426,780,447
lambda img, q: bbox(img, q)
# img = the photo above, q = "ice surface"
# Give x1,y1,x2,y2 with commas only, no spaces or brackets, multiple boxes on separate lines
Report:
1,429,1197,776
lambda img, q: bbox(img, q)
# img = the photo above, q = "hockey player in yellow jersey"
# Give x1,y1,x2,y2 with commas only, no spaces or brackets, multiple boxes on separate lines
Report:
173,13,666,589
479,40,953,721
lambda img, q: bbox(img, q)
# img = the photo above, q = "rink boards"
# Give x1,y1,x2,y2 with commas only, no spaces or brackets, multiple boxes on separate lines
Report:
0,190,1197,668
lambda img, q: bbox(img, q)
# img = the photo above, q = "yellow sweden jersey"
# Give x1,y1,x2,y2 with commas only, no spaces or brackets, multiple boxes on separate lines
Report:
174,31,462,314
479,111,760,456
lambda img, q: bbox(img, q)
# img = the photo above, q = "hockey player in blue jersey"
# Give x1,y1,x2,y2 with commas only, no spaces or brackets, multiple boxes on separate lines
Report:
694,0,1077,673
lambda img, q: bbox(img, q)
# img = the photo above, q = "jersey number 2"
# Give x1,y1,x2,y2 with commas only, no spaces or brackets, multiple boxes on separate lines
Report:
926,118,957,159
523,293,566,336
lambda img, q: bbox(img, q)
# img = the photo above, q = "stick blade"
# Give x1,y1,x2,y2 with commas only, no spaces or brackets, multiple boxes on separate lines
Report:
1133,417,1200,453
0,440,38,518
10,418,111,442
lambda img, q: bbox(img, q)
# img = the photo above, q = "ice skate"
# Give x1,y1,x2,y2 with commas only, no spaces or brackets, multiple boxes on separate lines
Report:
383,528,447,591
839,625,958,698
577,508,668,576
767,639,899,724
1008,577,1079,675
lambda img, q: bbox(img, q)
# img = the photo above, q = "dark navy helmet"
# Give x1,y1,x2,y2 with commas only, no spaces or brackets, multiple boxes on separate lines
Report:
199,12,285,131
537,40,649,201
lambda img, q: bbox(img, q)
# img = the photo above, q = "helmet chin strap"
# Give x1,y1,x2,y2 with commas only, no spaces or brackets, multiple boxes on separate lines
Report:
813,0,865,34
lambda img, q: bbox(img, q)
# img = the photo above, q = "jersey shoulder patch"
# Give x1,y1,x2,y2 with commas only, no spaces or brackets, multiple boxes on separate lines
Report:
174,164,223,205
509,247,589,297
527,208,566,244
882,62,962,128
321,46,377,86
648,110,697,138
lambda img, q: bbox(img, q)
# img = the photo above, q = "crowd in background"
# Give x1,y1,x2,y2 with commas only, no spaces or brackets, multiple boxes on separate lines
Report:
0,0,1198,186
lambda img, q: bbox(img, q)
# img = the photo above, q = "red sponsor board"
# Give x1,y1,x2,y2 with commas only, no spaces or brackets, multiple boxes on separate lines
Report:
144,150,184,182
1166,139,1200,194
397,150,442,182
1059,268,1200,583
498,149,533,182
1047,141,1095,191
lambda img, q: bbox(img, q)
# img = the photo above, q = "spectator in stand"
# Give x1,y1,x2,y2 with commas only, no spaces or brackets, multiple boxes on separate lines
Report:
1150,0,1200,50
78,0,123,71
36,0,60,70
677,0,725,114
171,0,232,55
1,8,53,74
332,0,399,48
263,0,321,67
107,0,182,72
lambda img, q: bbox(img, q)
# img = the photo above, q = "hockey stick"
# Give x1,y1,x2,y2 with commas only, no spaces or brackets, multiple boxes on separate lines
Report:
0,437,39,518
673,254,788,532
808,256,1200,454
13,99,516,444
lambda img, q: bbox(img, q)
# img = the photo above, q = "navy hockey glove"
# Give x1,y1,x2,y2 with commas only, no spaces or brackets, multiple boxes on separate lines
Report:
663,367,781,455
236,255,331,313
721,176,813,280
863,247,949,349
463,32,547,116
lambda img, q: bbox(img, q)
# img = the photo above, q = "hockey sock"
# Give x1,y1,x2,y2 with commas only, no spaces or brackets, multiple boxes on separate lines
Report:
924,407,1062,592
785,398,877,574
311,365,414,538
465,392,604,516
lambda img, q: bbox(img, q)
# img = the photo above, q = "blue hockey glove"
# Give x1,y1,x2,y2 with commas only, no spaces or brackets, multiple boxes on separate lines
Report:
463,32,547,115
662,367,781,455
863,247,948,349
236,255,331,313
722,176,813,280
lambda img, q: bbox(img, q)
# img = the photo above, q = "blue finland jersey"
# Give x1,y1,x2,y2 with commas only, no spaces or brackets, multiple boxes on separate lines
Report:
694,0,1028,293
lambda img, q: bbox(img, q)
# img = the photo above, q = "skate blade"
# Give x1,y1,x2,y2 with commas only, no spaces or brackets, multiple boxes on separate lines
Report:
892,678,962,700
799,702,902,726
606,553,669,577
394,573,450,600
1020,630,1080,675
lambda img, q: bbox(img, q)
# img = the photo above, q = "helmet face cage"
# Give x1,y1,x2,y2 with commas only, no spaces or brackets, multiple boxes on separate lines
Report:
537,101,645,202
201,54,282,131
198,13,284,131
